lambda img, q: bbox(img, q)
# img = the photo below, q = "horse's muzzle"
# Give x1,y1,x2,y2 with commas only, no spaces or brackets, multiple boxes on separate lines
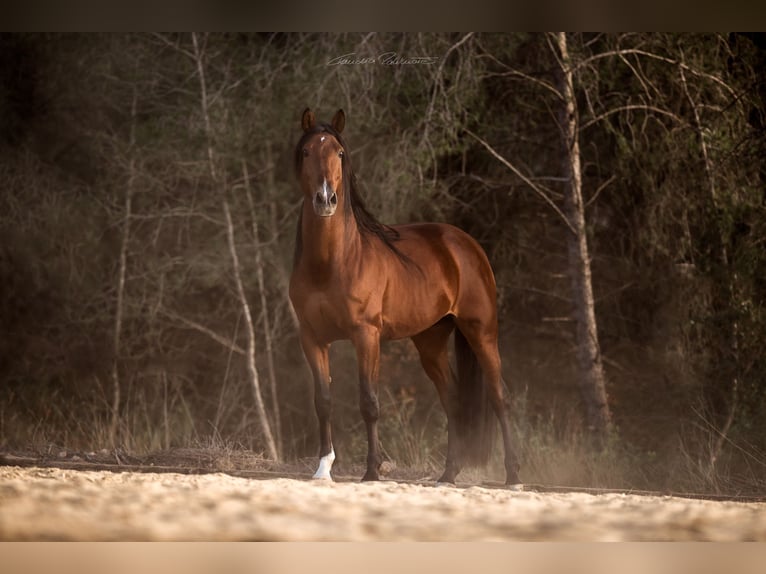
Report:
313,181,338,217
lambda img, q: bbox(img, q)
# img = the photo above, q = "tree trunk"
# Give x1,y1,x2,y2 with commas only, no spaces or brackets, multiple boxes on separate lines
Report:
191,32,279,461
243,158,283,457
110,86,138,448
556,32,613,438
680,64,739,480
222,198,280,461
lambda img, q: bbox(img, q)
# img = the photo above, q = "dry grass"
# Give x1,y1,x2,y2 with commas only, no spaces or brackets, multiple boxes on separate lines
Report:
3,376,766,496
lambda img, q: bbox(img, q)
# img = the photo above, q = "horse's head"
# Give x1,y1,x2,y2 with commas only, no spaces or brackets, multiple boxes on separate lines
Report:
296,108,346,218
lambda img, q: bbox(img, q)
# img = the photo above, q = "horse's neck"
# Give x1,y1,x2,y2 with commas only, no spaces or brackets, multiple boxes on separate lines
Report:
299,203,362,270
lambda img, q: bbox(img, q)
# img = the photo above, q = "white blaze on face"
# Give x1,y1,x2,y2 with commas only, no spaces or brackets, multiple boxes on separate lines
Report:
322,178,331,201
312,448,335,480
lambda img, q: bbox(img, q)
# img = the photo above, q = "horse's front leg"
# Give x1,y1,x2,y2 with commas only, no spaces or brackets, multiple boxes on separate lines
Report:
353,326,382,481
300,331,334,480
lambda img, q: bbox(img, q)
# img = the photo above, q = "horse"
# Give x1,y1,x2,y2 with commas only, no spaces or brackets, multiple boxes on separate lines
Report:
289,108,521,486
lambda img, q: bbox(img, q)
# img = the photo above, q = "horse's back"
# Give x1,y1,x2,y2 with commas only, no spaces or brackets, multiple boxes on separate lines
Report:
395,222,496,291
378,222,497,338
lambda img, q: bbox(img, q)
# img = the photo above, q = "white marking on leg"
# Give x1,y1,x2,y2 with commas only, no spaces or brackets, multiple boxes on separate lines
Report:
312,448,335,480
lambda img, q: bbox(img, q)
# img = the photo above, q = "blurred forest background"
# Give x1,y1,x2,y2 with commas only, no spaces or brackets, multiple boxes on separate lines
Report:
1,32,765,494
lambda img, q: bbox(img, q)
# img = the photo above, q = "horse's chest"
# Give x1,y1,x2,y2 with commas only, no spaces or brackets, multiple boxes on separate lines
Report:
303,293,342,328
295,288,375,340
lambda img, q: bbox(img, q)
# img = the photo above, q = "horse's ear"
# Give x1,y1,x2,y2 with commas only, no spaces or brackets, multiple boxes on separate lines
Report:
301,108,315,133
331,109,345,134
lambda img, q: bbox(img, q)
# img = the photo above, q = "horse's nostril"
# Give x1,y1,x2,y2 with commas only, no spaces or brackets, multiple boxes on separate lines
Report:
330,193,337,206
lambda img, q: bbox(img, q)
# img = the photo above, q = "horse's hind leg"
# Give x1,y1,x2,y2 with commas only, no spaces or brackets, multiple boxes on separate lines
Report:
411,317,461,484
454,318,521,486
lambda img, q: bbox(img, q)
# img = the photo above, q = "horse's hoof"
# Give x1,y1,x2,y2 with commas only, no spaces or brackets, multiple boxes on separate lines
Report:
437,471,457,484
506,483,524,491
312,448,336,480
505,469,522,486
361,471,380,482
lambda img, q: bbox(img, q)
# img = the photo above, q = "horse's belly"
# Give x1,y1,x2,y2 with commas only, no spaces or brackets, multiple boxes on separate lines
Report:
380,289,453,340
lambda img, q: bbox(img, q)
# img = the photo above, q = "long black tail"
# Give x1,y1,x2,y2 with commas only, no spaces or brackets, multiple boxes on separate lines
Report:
452,328,496,467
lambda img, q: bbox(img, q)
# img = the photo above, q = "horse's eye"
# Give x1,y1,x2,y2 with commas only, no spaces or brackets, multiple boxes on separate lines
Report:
303,148,309,157
338,150,344,159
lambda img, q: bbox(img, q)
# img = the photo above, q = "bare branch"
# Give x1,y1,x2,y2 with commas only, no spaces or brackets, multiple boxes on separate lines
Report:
578,48,738,100
579,104,684,132
476,46,563,100
421,33,474,147
150,33,196,60
160,308,245,356
127,209,224,226
617,52,657,101
585,175,617,208
191,32,218,181
464,128,576,235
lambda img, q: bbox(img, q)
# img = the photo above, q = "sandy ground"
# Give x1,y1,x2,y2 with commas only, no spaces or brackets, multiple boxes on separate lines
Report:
1,465,766,541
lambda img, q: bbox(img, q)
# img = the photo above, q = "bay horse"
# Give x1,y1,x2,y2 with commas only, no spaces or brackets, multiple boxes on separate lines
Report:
289,108,521,486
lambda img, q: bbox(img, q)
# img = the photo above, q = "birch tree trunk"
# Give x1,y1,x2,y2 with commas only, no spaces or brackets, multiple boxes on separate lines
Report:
109,86,138,447
556,32,613,438
222,199,280,461
191,32,279,460
243,158,282,457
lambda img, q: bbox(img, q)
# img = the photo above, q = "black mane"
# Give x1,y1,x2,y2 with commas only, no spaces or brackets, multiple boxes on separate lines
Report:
293,123,409,266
